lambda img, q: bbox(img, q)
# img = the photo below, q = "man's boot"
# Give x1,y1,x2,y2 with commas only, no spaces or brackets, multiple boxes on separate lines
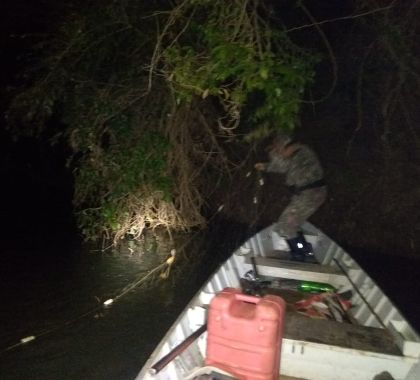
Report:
286,232,314,261
297,230,314,257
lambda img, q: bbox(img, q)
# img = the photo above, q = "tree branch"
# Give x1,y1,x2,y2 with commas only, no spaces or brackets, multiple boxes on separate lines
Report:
286,2,396,33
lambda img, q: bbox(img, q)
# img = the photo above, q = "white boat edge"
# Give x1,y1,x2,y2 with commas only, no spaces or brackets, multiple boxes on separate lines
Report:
135,222,420,380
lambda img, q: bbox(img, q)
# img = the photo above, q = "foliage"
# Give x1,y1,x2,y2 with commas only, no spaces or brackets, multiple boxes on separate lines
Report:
7,0,318,243
74,130,172,240
157,0,317,139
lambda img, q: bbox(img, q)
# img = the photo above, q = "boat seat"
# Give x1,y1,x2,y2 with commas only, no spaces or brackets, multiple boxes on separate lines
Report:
284,310,402,356
245,256,348,288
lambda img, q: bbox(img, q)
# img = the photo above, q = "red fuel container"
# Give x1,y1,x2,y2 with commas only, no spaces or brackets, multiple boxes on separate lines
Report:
205,288,286,380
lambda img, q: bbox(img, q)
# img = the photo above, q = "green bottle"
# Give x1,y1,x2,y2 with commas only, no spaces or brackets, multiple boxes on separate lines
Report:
297,281,336,293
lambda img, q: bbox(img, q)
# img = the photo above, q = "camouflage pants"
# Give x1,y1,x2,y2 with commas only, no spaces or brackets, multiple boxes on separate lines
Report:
274,187,327,239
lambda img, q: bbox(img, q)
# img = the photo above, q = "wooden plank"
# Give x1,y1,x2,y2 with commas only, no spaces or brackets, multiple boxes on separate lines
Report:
245,256,348,287
264,250,318,264
284,311,402,356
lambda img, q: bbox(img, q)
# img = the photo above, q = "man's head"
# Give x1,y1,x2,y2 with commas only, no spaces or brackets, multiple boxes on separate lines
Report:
268,133,298,158
273,134,293,149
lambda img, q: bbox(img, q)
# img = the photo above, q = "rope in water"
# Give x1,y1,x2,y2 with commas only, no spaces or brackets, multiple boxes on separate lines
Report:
1,165,265,355
0,257,171,355
0,196,235,356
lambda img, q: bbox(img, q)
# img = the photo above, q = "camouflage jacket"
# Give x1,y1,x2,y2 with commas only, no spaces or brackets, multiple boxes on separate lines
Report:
266,144,324,188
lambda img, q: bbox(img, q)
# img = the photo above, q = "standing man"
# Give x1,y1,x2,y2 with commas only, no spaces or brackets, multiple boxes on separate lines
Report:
255,134,327,261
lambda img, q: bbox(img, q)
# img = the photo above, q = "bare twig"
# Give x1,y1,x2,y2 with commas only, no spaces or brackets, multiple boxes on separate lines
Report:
346,41,376,157
299,3,338,104
285,2,396,33
148,0,190,91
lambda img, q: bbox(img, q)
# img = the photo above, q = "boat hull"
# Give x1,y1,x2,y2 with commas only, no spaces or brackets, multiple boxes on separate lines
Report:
136,222,420,380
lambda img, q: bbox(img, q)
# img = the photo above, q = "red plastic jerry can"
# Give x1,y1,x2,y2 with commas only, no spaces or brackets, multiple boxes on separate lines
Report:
205,287,286,380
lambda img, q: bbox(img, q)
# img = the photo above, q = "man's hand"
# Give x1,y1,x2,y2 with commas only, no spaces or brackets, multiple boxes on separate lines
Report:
254,162,268,171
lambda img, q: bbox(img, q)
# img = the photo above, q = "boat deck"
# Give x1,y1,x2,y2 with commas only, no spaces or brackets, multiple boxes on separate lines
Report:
244,252,402,356
245,255,348,286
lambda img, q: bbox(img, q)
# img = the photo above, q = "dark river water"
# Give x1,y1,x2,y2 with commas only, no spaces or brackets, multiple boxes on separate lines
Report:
1,224,420,380
0,220,249,380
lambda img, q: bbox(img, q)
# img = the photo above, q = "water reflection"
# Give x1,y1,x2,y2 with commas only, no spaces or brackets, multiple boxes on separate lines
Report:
0,231,188,379
0,219,250,380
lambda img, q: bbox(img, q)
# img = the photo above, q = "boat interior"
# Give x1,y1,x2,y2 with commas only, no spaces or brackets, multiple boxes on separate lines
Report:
137,223,420,380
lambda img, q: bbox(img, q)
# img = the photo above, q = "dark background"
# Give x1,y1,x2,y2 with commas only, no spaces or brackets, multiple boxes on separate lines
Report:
1,0,419,353
0,1,77,252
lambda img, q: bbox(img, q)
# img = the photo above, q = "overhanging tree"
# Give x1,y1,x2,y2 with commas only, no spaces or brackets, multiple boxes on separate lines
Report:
7,0,317,243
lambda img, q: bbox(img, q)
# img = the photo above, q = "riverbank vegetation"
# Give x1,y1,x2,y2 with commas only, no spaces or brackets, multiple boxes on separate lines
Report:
6,0,420,256
7,0,317,243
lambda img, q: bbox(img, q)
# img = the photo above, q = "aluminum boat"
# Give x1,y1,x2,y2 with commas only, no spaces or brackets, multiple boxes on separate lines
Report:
136,222,420,380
